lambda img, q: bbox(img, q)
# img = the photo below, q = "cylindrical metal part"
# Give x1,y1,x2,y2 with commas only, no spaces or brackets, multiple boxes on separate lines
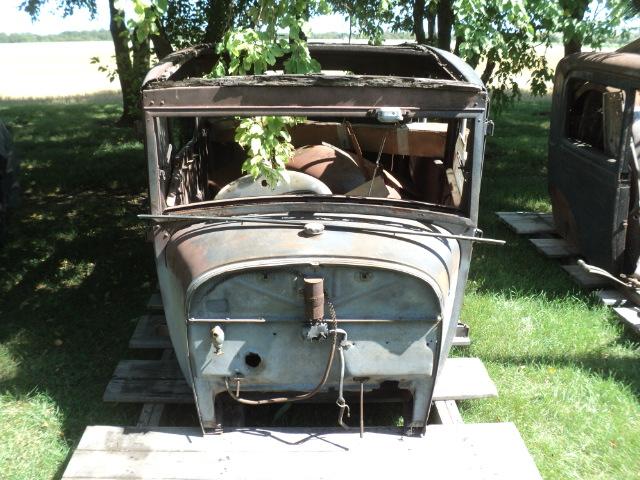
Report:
303,278,324,322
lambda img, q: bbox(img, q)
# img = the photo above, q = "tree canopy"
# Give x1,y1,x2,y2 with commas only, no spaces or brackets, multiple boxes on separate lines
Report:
20,0,637,123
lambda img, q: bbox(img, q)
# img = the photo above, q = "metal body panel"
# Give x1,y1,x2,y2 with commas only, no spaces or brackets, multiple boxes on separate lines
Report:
154,215,464,430
143,43,488,433
549,51,639,274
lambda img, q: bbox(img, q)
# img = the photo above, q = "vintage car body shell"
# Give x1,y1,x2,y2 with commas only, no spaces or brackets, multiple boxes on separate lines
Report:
549,51,640,274
142,44,488,433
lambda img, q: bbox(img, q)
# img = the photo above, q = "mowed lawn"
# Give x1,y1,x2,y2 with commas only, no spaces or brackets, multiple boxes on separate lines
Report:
0,95,639,479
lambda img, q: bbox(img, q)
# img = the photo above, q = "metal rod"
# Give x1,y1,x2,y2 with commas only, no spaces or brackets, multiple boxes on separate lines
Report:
360,380,365,438
189,317,437,324
140,213,505,245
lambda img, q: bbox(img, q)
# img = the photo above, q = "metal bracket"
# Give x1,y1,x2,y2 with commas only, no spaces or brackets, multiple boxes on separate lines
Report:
303,322,329,341
485,120,495,136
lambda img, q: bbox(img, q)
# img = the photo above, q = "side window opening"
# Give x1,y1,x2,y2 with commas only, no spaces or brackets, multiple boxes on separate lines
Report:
158,115,473,210
565,78,625,157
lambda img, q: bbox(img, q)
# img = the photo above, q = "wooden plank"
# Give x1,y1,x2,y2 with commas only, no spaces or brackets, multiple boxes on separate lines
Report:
529,238,578,259
137,402,166,427
291,121,449,158
103,357,496,404
561,265,611,289
496,211,556,235
103,378,192,404
612,306,640,334
594,289,627,307
452,336,471,347
130,315,171,349
137,350,173,427
147,292,164,312
453,321,470,347
62,424,541,479
433,357,497,400
433,400,464,425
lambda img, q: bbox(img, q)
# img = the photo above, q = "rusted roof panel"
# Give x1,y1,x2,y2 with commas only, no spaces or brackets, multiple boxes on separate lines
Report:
556,51,640,83
142,43,485,91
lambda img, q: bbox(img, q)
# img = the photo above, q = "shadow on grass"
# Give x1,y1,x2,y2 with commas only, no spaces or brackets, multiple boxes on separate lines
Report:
0,99,154,454
486,345,640,398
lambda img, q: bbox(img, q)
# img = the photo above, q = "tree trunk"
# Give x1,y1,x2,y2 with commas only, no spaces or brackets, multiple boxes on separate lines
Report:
151,20,173,60
426,12,435,44
481,59,496,85
204,0,233,45
560,0,589,57
108,0,137,126
453,35,464,55
413,0,426,45
564,37,582,57
437,0,454,51
132,30,151,91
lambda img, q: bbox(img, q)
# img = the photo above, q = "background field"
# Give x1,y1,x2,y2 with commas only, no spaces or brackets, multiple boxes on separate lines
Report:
0,40,597,99
0,44,638,480
0,41,118,98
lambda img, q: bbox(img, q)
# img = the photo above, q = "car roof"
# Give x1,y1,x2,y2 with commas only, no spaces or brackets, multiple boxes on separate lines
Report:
142,43,484,90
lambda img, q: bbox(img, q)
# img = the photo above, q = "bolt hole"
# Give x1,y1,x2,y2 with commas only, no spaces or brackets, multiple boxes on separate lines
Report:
261,179,268,187
245,352,262,368
272,332,277,336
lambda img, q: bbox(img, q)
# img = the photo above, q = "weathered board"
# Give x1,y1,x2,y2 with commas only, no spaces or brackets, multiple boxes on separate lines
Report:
130,315,171,349
529,237,578,258
433,399,464,425
146,292,164,312
612,306,640,334
496,211,556,235
61,424,541,480
595,289,627,307
104,357,497,405
561,265,611,289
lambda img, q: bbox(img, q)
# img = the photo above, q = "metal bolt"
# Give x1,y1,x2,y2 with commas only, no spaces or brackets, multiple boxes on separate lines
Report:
303,222,324,236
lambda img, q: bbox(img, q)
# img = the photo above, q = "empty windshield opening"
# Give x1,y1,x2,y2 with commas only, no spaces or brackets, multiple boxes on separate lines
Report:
156,114,474,212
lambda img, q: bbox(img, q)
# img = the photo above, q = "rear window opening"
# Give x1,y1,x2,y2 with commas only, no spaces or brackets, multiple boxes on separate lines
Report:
155,114,475,211
565,78,625,157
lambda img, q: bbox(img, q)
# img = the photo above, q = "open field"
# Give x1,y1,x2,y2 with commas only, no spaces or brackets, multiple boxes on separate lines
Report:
0,40,614,100
0,41,118,98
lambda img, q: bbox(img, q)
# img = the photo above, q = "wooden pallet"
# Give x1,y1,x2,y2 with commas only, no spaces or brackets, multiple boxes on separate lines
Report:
62,424,542,480
496,211,556,235
496,211,640,334
104,356,498,406
60,293,541,479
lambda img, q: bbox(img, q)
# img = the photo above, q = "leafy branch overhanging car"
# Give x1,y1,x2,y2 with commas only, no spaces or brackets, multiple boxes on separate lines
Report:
140,43,501,435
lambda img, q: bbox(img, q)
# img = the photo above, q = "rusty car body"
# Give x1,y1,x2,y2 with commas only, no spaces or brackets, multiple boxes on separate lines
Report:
549,46,640,287
141,43,495,434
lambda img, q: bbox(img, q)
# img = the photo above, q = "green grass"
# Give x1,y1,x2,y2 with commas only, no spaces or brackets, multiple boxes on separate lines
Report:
461,98,640,479
0,95,639,479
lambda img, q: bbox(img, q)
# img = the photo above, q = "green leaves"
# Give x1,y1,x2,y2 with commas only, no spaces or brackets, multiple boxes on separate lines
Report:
235,117,302,188
211,1,325,186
